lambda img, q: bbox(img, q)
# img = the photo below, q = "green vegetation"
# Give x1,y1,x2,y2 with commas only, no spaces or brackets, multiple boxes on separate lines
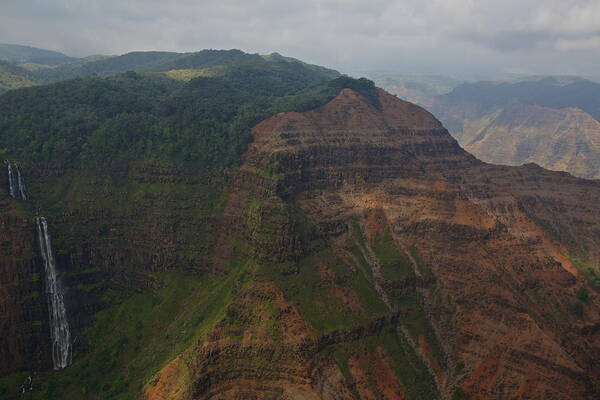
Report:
0,60,37,93
0,43,73,66
571,300,584,317
577,286,589,302
25,49,338,84
0,56,388,171
164,67,224,81
573,259,600,293
452,387,471,400
371,229,445,366
372,229,413,281
0,47,429,399
328,329,439,400
0,267,248,400
259,246,389,334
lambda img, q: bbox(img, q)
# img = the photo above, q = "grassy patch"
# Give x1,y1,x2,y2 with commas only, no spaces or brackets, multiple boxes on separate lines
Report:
372,229,413,281
259,247,388,335
327,329,439,400
371,231,445,366
573,259,600,293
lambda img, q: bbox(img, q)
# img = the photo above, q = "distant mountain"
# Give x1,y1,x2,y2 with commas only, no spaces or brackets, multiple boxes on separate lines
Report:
369,73,462,108
0,44,340,88
434,76,600,121
0,50,341,168
0,43,74,66
432,77,600,179
0,60,37,92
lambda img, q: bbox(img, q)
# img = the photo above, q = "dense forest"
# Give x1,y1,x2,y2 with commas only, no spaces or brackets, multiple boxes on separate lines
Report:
0,53,381,169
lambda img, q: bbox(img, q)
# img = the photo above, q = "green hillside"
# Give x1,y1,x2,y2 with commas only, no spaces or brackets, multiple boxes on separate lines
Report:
0,43,74,66
0,52,345,169
0,60,37,93
28,49,339,84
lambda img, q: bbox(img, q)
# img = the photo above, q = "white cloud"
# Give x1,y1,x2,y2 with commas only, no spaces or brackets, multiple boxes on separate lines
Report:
0,0,599,78
556,36,600,51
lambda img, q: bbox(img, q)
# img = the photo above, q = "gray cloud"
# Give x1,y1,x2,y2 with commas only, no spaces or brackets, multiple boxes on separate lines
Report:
1,0,599,79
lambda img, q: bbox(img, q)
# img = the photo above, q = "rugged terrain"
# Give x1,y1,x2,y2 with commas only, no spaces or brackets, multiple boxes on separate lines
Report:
1,68,599,399
432,77,600,179
370,73,461,109
147,88,600,399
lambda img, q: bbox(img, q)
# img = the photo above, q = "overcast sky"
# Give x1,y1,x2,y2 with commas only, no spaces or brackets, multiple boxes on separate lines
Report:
1,0,600,79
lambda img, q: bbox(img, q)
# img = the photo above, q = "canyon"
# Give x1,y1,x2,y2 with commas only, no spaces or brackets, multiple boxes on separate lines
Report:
431,78,600,179
146,88,600,399
1,80,599,399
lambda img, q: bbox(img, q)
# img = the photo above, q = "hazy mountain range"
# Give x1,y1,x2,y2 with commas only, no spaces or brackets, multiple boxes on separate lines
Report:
431,77,600,179
0,43,338,92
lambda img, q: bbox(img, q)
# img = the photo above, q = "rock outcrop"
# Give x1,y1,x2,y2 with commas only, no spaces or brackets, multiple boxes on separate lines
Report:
178,88,600,399
3,85,600,399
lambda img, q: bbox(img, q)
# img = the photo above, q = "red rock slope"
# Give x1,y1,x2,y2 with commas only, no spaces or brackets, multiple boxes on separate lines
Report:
150,88,600,399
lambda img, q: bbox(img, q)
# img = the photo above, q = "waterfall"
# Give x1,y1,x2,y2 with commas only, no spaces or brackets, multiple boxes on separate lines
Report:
16,165,27,200
36,217,72,370
6,161,16,198
5,161,27,200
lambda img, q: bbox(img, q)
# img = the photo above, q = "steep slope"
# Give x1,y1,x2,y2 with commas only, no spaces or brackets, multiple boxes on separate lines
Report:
432,77,600,179
452,102,600,178
1,76,599,399
0,172,51,374
0,69,377,398
148,88,600,399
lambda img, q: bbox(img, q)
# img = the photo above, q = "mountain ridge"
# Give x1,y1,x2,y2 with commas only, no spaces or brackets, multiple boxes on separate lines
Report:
148,87,600,399
0,53,599,399
0,43,74,66
432,78,600,179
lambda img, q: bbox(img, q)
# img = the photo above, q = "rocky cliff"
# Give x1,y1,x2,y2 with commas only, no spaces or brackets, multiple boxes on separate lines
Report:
2,85,600,399
431,78,600,179
147,88,600,399
0,179,51,373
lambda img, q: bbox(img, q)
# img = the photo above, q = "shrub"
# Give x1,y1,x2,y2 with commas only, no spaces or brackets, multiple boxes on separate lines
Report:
577,286,589,302
571,301,584,317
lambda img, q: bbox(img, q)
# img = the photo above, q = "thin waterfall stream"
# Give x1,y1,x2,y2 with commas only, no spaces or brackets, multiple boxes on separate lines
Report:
4,160,27,200
16,165,28,200
36,217,72,370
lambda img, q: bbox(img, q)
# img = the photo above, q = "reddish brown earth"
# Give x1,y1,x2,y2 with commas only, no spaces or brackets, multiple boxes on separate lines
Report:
348,347,407,400
148,87,599,399
147,281,354,399
432,99,600,179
